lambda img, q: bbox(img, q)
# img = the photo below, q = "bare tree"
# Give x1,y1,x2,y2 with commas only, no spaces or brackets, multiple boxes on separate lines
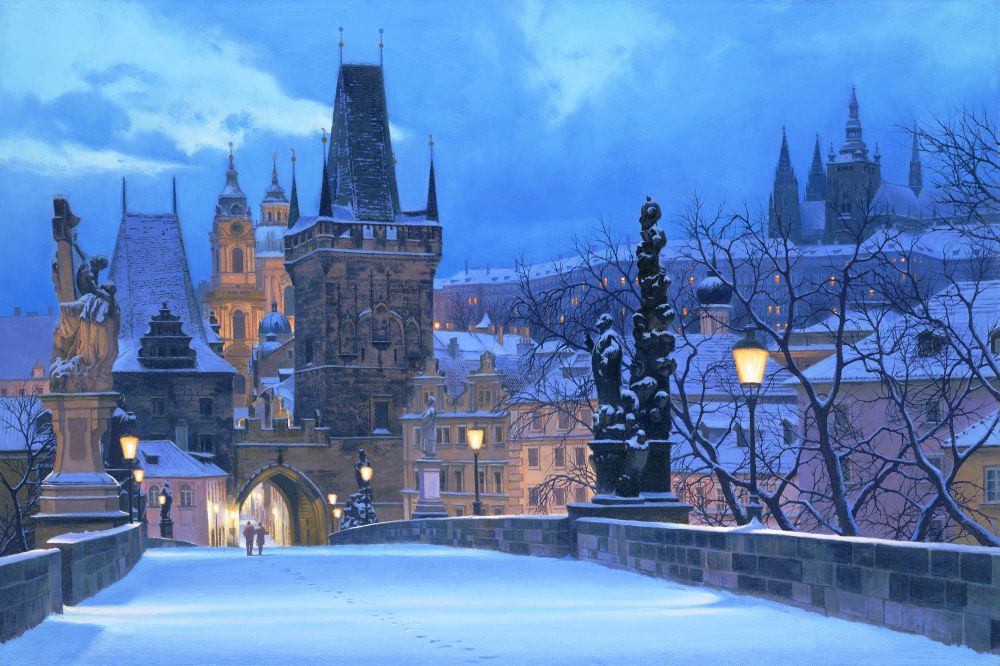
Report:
0,387,56,555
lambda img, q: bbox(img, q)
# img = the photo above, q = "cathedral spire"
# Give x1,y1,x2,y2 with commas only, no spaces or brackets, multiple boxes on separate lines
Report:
805,134,826,202
909,124,923,197
426,134,438,221
339,27,344,66
319,130,333,218
172,176,177,216
379,28,384,68
287,148,299,229
840,85,868,160
776,126,792,173
271,153,279,185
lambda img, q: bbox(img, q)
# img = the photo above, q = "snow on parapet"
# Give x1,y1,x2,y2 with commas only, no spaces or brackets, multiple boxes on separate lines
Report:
110,212,235,374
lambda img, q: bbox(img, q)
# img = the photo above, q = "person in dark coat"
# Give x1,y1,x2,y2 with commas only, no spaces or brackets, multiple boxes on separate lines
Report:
255,522,266,555
242,521,255,556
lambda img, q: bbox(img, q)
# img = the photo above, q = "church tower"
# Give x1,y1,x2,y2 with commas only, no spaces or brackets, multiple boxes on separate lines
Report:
255,155,294,329
284,58,442,439
768,127,802,241
205,144,266,407
908,127,923,198
824,87,882,243
805,134,826,202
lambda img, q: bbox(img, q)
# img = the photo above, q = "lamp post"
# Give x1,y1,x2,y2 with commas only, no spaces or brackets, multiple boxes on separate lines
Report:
119,435,139,523
333,506,343,532
732,330,769,524
468,428,484,516
132,466,145,524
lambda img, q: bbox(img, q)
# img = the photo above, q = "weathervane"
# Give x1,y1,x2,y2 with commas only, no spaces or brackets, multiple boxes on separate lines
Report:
339,27,344,65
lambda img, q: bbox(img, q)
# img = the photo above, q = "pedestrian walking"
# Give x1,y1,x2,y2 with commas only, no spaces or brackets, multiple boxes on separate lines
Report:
242,520,255,556
255,522,266,556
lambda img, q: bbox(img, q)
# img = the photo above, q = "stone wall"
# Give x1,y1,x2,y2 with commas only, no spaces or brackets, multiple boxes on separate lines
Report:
330,515,999,654
0,548,62,642
329,516,571,558
46,523,145,606
576,519,1000,654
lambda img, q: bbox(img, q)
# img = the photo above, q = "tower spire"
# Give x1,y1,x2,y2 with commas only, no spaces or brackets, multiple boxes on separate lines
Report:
909,123,923,197
271,152,279,185
339,27,344,66
776,126,792,173
319,131,333,217
379,28,384,68
840,85,868,159
426,134,438,221
287,148,299,229
172,176,177,215
121,176,127,222
228,141,235,169
805,134,826,202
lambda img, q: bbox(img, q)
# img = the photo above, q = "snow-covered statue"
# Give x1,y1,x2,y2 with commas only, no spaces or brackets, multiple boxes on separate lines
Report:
341,449,378,529
419,395,437,457
629,196,676,444
49,196,120,393
160,481,173,522
585,313,626,440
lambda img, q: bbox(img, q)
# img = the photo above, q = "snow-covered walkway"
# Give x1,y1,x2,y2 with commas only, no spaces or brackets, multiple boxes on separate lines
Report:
0,545,991,665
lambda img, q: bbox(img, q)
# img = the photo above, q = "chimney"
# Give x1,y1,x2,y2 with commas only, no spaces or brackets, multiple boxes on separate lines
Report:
448,336,459,359
497,324,504,346
13,306,21,316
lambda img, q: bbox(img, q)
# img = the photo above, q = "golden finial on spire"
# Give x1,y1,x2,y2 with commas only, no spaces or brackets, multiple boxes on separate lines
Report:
321,128,328,145
290,147,296,163
379,28,384,67
339,27,344,65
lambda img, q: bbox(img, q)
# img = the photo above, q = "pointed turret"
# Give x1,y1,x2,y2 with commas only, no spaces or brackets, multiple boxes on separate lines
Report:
805,134,826,202
426,135,438,221
319,131,333,217
287,149,299,229
218,142,249,218
262,153,288,204
839,86,868,160
769,126,801,241
908,125,923,197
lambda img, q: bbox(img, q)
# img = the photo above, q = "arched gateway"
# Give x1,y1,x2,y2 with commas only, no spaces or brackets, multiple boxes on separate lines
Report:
235,463,330,545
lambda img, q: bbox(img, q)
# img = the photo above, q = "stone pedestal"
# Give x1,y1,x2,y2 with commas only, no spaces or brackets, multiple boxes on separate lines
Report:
160,517,174,539
412,456,448,519
569,438,691,524
33,392,128,543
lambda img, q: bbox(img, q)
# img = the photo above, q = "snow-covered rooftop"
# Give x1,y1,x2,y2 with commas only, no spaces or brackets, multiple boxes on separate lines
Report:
137,439,227,479
110,212,235,375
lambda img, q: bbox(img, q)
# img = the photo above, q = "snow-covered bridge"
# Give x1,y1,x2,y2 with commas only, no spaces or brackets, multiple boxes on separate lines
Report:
0,545,991,665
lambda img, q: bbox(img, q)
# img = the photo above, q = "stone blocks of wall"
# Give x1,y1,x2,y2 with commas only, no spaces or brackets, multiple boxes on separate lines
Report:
0,548,62,642
329,516,571,558
46,523,145,606
575,518,1000,653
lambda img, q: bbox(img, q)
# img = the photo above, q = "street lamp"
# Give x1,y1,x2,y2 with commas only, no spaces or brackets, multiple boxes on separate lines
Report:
359,465,374,483
468,428,485,516
732,330,768,524
333,506,343,533
132,467,145,484
327,493,338,506
120,435,139,523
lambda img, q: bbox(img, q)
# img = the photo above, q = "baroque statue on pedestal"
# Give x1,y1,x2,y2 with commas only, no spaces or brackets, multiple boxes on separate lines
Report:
49,196,120,393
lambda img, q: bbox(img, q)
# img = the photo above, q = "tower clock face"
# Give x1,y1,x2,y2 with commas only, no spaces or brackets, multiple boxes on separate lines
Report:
230,222,244,235
230,204,243,216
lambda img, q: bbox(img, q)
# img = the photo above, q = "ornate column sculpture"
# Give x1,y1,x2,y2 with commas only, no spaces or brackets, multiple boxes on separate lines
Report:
34,197,129,543
568,196,690,524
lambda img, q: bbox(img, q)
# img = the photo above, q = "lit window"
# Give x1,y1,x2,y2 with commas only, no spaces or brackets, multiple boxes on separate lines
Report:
571,297,579,307
986,467,1000,503
619,276,626,286
776,306,781,315
901,257,906,263
602,277,609,287
829,275,836,286
620,307,626,316
869,288,875,299
775,323,781,330
559,314,565,324
774,274,780,285
832,307,838,315
433,321,441,330
689,276,695,285
767,306,774,314
681,307,688,317
473,297,478,305
467,297,473,305
901,273,908,282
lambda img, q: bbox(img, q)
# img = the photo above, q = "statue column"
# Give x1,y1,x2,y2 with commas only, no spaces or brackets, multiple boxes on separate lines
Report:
33,196,129,544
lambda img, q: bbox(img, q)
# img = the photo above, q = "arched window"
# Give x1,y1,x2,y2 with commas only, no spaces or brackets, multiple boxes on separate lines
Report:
232,310,246,340
180,484,193,507
231,247,244,273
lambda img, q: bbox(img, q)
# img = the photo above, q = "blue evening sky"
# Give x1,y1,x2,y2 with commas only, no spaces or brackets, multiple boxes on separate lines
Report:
0,0,996,313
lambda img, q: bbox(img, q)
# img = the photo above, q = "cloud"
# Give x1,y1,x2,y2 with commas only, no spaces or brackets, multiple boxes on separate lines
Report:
0,136,184,177
0,2,330,156
515,1,675,123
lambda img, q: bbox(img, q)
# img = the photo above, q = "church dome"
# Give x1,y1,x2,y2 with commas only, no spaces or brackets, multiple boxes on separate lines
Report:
259,301,292,337
695,273,732,306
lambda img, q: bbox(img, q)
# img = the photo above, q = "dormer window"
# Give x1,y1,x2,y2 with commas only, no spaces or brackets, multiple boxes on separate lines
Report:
991,329,1000,355
916,330,946,357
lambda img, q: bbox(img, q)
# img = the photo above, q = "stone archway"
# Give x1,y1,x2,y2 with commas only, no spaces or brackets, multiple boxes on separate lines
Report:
235,464,330,546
